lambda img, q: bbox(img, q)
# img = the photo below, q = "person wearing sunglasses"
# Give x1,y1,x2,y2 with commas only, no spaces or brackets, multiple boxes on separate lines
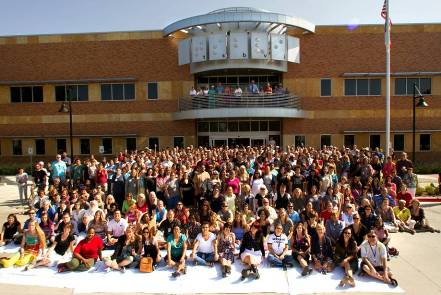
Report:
334,228,358,287
360,230,398,286
141,227,161,268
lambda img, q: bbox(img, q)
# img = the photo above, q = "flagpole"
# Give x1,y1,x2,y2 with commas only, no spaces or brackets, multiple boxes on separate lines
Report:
385,0,391,158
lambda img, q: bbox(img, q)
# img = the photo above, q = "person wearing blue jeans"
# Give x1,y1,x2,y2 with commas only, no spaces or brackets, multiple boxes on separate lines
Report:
267,224,294,270
190,222,218,266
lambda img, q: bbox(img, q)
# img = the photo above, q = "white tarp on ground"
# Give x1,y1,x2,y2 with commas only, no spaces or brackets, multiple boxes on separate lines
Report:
0,245,403,294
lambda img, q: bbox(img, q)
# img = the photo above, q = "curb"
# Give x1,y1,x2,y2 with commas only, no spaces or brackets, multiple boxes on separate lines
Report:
416,196,441,203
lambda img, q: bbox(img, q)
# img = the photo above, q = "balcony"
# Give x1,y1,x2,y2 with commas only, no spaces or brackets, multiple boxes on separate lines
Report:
174,93,305,120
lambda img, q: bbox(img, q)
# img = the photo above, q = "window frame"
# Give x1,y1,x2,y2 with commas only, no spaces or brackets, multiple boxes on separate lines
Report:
344,78,382,96
12,139,22,156
369,134,381,150
320,134,332,148
320,79,332,97
101,138,113,155
394,77,432,96
55,84,89,102
100,83,136,101
393,134,405,152
10,86,44,103
147,82,158,100
80,138,91,155
419,134,431,151
173,136,185,148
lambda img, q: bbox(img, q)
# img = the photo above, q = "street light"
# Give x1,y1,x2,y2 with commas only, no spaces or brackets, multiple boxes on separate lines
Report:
412,83,429,164
58,87,74,164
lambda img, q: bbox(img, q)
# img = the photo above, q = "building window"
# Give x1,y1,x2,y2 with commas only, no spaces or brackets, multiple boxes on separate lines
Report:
102,138,113,154
56,139,67,154
55,85,88,101
320,79,331,97
101,83,135,100
420,134,431,151
12,140,22,155
344,135,355,148
10,86,43,103
147,82,158,99
173,136,184,148
395,77,431,95
148,137,159,150
294,135,305,148
370,134,381,150
126,138,137,152
344,79,381,96
393,134,405,151
80,138,90,155
320,135,331,148
35,139,45,155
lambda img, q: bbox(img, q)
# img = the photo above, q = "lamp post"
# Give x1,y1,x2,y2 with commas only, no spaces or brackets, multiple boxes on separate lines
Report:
58,87,74,163
412,83,429,164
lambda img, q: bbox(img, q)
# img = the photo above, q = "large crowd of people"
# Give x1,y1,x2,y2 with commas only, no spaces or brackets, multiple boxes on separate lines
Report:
1,145,440,287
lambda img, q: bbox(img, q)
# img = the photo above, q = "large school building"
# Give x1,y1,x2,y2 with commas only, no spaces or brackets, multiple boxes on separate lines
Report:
0,7,440,164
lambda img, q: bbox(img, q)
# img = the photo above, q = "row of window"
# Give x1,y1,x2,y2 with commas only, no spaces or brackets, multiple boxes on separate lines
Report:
8,137,185,156
294,134,432,151
198,120,281,133
320,77,432,97
10,83,159,103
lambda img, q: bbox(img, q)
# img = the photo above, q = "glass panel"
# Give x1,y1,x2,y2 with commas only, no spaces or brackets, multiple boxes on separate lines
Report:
320,135,331,148
250,121,260,131
80,138,90,155
226,77,237,84
369,79,381,95
77,85,89,101
407,78,418,95
394,78,406,95
55,86,66,101
419,78,431,95
126,137,137,151
269,121,281,131
12,140,22,155
197,136,209,147
218,121,227,132
148,137,159,150
124,83,135,100
238,76,249,84
239,121,250,132
32,86,43,102
56,139,67,154
259,121,268,131
173,136,184,148
370,135,381,150
198,121,209,132
295,136,305,148
197,77,208,84
356,79,369,95
147,83,158,99
344,79,356,96
228,121,238,132
112,84,124,100
10,87,21,103
344,135,355,148
35,139,45,155
321,79,331,96
210,122,219,132
101,84,112,100
420,134,431,151
102,138,113,154
65,85,77,101
393,134,404,151
21,87,33,102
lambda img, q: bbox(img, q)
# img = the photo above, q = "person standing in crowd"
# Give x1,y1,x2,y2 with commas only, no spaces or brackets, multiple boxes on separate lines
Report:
16,168,28,206
51,154,67,183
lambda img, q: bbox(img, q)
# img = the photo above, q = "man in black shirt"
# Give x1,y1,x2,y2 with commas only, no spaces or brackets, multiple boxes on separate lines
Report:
32,162,47,191
159,209,181,241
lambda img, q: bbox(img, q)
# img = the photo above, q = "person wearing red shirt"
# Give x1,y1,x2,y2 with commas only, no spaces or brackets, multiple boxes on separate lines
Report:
396,185,413,207
58,227,103,272
95,163,108,191
382,156,396,179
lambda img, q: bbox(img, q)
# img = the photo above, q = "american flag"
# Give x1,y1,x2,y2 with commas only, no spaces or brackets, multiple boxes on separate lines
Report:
381,0,392,47
381,0,388,20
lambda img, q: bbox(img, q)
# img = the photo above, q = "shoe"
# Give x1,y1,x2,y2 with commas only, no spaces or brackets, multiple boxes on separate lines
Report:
172,271,180,278
321,269,327,275
254,269,260,280
348,276,356,287
241,268,249,280
226,265,231,274
105,267,112,273
57,263,67,273
390,278,398,287
338,278,346,287
119,266,126,273
222,265,227,278
282,263,287,271
193,260,198,266
301,267,309,276
250,264,257,273
183,266,187,274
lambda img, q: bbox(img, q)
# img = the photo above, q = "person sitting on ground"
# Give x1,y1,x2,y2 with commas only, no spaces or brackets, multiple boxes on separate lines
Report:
325,209,344,246
360,230,398,286
393,199,416,234
166,224,187,278
105,226,140,272
88,210,108,241
409,199,440,233
106,210,128,248
232,211,248,243
0,213,22,246
334,227,358,288
217,222,236,278
349,212,368,247
217,201,234,227
267,223,294,270
291,222,313,276
361,205,377,231
373,217,390,254
376,199,398,233
396,184,413,207
39,211,55,246
190,222,218,267
141,226,161,268
239,221,265,280
311,223,334,275
57,227,103,272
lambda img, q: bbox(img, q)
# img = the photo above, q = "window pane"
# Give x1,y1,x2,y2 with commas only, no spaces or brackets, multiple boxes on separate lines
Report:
369,79,381,95
419,78,431,95
57,139,67,154
77,85,89,101
80,138,90,155
320,79,331,96
198,121,209,132
394,134,404,151
357,79,369,95
320,135,331,147
148,137,159,150
173,136,184,148
228,121,238,132
259,121,268,131
218,121,227,132
407,78,418,95
344,79,356,96
112,84,124,100
147,82,158,99
10,87,21,103
32,86,43,102
269,121,281,131
124,83,135,100
420,134,431,151
12,140,22,155
250,121,259,131
101,84,112,100
21,87,33,102
394,78,406,95
197,77,208,84
197,136,209,147
239,121,250,132
370,135,381,150
295,136,305,148
102,138,113,154
210,121,219,132
66,85,77,101
35,139,45,155
344,135,355,148
126,137,137,151
55,86,66,101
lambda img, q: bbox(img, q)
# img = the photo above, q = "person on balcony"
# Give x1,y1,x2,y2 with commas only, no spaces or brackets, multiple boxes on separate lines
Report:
216,82,224,94
189,86,197,96
234,85,242,96
248,80,259,94
208,85,216,108
263,83,273,94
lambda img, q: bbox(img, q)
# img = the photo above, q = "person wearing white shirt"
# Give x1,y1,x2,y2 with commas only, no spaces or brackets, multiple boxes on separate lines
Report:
106,210,128,247
267,224,294,270
190,222,218,266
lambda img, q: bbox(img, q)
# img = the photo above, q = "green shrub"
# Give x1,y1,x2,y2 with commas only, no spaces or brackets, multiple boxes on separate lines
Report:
0,164,32,176
416,186,425,196
425,185,436,196
414,163,441,174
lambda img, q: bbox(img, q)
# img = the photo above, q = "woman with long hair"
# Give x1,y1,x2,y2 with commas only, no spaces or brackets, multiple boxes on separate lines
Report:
0,213,22,246
291,222,313,276
105,226,141,272
239,221,265,280
217,222,236,278
334,227,358,287
88,210,108,240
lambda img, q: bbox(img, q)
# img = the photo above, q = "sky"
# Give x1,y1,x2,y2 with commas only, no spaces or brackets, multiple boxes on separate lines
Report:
0,0,440,36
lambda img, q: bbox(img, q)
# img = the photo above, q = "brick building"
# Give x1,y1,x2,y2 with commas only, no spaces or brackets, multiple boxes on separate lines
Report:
0,7,440,164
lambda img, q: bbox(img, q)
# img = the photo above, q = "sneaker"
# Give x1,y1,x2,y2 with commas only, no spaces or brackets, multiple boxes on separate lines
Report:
301,267,309,276
321,269,327,275
282,264,287,271
172,271,180,278
119,266,126,273
241,268,249,280
105,267,112,273
226,265,231,274
254,269,260,280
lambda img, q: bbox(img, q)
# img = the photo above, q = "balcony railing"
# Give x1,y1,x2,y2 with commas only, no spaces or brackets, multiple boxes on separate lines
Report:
178,93,301,111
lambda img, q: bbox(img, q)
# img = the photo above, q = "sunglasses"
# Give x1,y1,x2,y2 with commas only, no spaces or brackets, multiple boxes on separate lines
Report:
143,231,149,234
344,232,351,235
368,235,376,238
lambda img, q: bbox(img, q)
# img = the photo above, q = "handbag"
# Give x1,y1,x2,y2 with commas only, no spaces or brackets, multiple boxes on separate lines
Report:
139,256,154,273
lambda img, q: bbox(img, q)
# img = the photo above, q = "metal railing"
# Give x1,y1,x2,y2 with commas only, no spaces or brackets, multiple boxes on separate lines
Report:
178,93,301,111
